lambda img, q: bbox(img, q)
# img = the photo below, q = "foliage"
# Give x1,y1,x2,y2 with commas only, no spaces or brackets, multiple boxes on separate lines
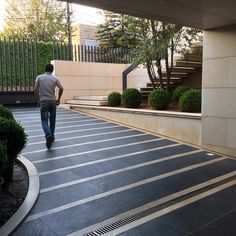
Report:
2,0,70,41
173,85,192,102
97,13,201,94
122,88,142,108
0,117,27,160
0,141,8,176
0,39,70,87
108,92,121,107
0,105,14,120
179,89,201,112
148,89,170,110
96,11,139,49
130,20,200,93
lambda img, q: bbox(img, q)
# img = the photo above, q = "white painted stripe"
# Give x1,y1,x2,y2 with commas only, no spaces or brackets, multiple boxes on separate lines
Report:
25,121,108,133
25,157,226,222
12,108,67,114
23,133,147,155
32,138,162,164
12,108,40,113
101,178,236,236
39,143,186,176
14,111,74,118
17,113,86,121
18,115,88,124
27,129,131,146
68,171,236,236
23,118,98,128
40,146,196,190
29,125,119,138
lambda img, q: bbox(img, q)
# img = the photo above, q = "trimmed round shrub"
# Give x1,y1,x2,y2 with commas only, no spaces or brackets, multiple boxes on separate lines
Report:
0,118,27,160
148,89,170,110
0,105,14,120
0,141,8,176
122,88,142,108
179,89,201,112
173,85,192,102
108,92,121,107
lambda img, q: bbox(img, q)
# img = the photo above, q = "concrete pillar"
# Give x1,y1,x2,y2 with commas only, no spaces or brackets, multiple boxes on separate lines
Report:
202,25,236,157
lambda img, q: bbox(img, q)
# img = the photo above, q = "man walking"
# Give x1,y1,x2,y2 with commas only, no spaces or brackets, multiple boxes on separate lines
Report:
34,63,63,149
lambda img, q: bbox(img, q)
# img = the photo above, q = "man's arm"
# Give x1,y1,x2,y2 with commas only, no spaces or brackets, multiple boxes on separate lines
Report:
34,80,40,105
56,81,64,105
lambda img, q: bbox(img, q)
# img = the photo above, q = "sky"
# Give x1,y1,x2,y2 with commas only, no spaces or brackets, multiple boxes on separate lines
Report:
0,0,104,31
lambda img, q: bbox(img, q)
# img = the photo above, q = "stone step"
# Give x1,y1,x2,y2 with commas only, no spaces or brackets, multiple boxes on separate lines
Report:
184,55,202,62
146,79,182,88
171,67,197,73
174,61,202,68
73,95,108,101
162,72,189,78
66,99,108,106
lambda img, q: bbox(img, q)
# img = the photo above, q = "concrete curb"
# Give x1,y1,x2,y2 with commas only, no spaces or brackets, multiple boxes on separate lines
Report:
0,155,40,236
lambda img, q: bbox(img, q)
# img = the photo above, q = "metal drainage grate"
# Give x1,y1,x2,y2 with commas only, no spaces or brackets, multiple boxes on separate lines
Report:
83,204,168,236
83,175,236,236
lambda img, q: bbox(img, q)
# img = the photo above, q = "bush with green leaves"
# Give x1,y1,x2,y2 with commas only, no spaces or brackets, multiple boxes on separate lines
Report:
0,118,27,160
173,85,192,102
0,105,14,120
0,141,8,177
179,89,201,112
122,88,142,108
108,92,121,107
148,89,170,110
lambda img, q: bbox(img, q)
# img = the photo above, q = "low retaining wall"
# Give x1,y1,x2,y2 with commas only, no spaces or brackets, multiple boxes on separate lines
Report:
71,105,202,146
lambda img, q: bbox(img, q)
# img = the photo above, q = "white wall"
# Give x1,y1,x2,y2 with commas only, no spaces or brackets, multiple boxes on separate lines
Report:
53,61,150,103
202,25,236,157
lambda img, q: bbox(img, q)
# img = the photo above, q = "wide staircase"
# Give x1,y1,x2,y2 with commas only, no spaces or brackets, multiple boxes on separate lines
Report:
139,48,202,99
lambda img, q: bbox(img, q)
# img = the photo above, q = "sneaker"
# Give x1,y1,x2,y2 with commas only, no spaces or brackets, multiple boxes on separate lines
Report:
46,137,52,149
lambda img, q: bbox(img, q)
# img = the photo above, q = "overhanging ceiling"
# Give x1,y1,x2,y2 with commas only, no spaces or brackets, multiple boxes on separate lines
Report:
67,0,236,30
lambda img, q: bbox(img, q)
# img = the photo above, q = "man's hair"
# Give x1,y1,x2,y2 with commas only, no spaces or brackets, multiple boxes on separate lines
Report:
45,64,54,73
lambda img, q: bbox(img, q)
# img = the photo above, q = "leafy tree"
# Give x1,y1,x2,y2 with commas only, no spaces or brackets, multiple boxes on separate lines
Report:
96,11,139,49
128,19,200,93
97,13,200,93
2,0,70,41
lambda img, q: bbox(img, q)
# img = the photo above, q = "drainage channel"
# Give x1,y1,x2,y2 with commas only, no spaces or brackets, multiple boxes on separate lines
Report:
80,174,236,236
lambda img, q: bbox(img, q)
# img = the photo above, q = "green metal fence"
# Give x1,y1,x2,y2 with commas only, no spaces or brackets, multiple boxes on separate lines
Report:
0,38,132,93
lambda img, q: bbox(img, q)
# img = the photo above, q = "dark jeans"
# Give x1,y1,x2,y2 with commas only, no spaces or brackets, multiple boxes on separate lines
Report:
40,100,57,138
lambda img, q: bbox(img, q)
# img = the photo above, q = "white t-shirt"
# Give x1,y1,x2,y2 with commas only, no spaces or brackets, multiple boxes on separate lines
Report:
35,72,62,102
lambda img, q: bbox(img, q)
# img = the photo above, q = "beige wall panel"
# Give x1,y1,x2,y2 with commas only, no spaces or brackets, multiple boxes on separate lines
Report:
227,119,236,149
203,57,236,88
202,26,236,157
201,116,227,147
202,58,228,88
202,88,236,118
53,61,127,77
204,25,236,59
73,107,201,146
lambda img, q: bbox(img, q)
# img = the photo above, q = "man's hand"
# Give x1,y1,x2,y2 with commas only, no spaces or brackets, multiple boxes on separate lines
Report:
56,99,60,106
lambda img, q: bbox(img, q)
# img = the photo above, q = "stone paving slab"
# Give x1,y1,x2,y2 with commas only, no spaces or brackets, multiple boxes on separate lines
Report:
10,107,236,236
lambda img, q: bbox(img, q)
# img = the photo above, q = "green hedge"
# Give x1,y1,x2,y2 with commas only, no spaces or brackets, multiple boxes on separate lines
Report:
148,89,170,110
122,88,142,108
0,141,8,177
0,105,14,119
0,38,71,88
108,91,121,107
179,89,201,112
173,85,192,102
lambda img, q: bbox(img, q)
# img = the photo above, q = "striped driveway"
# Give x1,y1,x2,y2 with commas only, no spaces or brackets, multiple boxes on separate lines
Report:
11,107,236,236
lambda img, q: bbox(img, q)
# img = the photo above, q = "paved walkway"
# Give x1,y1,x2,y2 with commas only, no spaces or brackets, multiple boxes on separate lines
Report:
11,107,236,236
